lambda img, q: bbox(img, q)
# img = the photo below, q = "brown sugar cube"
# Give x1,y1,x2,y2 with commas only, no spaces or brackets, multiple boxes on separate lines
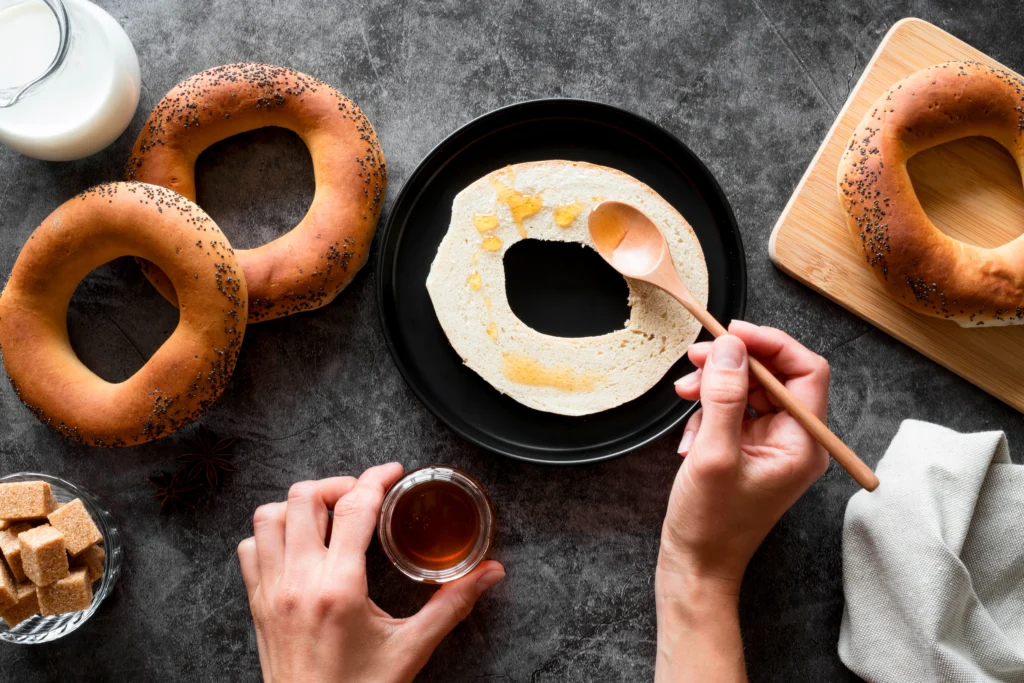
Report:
0,482,56,520
47,499,102,556
0,522,33,582
0,557,17,610
37,568,92,617
18,525,68,587
71,545,105,583
0,519,35,531
0,582,38,628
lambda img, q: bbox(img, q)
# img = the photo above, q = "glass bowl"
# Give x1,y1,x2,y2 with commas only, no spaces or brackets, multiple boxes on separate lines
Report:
377,465,495,584
0,472,121,644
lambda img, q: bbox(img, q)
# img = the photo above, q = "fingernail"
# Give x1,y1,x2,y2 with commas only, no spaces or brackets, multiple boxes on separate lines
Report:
477,570,506,591
678,430,695,454
729,319,758,333
673,370,700,391
710,336,745,370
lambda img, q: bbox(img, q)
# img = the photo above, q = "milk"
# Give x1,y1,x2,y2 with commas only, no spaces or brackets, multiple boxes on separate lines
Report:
0,2,60,90
0,0,141,161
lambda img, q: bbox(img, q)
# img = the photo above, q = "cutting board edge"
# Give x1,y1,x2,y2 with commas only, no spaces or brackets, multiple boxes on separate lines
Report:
769,16,950,266
772,243,1024,410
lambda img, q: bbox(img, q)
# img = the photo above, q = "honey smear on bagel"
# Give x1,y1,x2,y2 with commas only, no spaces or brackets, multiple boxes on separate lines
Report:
837,60,1024,326
126,63,387,323
0,182,246,447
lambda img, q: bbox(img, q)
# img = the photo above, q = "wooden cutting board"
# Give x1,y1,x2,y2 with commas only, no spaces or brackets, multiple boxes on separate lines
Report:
769,17,1024,413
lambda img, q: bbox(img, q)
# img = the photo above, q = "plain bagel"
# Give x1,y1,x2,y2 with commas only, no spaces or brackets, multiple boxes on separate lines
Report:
837,60,1024,326
126,63,387,323
426,161,708,416
0,182,247,447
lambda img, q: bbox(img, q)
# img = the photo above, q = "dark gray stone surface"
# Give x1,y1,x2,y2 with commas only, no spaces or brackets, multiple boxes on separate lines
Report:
1,0,1023,680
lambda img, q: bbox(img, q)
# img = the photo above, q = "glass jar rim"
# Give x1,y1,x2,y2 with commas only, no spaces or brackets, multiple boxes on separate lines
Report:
377,465,495,584
0,0,71,108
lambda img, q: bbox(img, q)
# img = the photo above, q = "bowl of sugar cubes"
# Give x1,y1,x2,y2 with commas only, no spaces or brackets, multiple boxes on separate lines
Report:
0,473,121,644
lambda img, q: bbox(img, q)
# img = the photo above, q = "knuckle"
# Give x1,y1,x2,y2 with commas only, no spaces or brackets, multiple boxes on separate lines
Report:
693,451,738,479
253,504,280,529
446,593,476,624
273,584,303,616
701,378,748,407
813,355,831,379
312,586,350,617
251,603,269,628
288,481,318,504
334,492,368,520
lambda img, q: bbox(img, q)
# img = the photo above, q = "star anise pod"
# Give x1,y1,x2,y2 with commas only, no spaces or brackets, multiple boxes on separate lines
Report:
147,470,201,514
178,425,238,489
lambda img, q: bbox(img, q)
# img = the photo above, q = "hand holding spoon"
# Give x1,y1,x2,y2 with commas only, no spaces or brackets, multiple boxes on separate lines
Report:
589,201,879,491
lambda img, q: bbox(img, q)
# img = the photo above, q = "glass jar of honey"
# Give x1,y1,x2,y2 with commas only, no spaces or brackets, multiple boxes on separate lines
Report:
377,465,494,583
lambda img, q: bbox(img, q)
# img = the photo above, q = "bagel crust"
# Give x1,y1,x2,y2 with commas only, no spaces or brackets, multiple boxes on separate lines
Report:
126,63,387,323
838,60,1024,327
0,182,247,447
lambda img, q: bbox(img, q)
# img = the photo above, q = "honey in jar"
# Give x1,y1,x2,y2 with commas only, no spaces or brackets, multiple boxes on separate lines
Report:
378,466,494,583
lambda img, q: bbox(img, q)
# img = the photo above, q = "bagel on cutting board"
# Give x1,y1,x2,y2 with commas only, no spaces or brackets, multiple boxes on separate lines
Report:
837,60,1024,326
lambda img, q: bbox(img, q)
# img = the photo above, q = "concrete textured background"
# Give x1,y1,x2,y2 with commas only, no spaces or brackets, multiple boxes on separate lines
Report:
1,0,1023,680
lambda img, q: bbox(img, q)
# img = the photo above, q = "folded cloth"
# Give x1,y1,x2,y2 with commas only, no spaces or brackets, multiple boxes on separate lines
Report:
839,419,1024,683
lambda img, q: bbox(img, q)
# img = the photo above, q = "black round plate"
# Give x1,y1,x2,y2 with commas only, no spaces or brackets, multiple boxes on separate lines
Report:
377,99,746,465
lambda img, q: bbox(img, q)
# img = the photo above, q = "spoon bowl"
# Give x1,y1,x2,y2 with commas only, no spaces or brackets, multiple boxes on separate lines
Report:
589,200,669,278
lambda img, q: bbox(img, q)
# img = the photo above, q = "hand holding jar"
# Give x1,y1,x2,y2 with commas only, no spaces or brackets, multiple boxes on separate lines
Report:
237,464,505,683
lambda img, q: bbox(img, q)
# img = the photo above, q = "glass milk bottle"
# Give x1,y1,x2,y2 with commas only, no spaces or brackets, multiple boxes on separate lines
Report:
0,0,140,160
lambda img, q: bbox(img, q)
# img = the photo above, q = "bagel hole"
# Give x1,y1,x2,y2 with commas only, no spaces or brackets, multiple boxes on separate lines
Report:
908,136,1024,247
67,259,179,383
503,239,630,338
195,127,315,250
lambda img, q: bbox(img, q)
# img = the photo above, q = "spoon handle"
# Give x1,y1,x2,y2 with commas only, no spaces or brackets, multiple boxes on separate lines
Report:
745,357,878,490
663,281,879,491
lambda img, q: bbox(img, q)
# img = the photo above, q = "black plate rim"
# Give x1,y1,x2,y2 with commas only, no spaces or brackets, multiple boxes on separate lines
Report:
376,97,747,465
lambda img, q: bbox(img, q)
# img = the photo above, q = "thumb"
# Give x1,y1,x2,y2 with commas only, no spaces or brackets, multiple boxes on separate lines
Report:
694,335,749,465
402,561,505,655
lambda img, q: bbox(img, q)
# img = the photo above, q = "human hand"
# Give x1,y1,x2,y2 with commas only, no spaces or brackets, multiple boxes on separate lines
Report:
659,320,831,592
237,463,506,683
653,322,830,682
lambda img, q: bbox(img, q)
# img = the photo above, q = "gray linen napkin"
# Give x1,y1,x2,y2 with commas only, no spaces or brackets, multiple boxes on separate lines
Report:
839,419,1024,683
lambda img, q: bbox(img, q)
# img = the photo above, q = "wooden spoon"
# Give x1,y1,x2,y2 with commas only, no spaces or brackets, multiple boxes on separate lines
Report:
589,200,878,491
